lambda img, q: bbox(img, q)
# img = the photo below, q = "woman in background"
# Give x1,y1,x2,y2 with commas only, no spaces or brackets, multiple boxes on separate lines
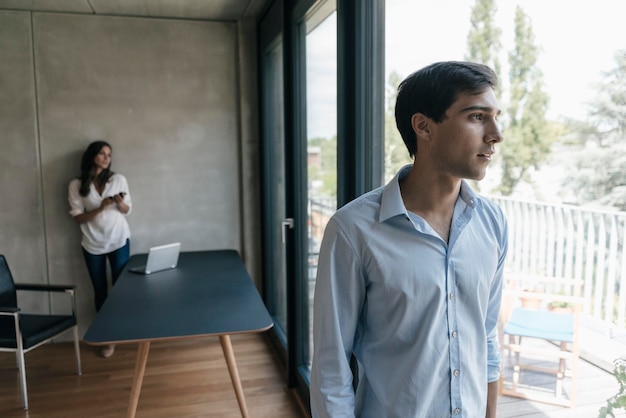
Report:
68,140,132,358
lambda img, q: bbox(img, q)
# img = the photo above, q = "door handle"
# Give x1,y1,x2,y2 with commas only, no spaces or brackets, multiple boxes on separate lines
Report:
282,218,294,244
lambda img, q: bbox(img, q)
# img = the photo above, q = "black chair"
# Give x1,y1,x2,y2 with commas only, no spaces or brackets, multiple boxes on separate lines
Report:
0,254,82,410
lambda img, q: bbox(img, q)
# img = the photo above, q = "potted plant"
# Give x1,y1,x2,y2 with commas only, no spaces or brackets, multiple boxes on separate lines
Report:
519,287,543,310
547,300,573,313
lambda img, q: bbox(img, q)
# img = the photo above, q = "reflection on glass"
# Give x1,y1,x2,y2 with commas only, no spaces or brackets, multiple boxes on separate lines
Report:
306,10,337,368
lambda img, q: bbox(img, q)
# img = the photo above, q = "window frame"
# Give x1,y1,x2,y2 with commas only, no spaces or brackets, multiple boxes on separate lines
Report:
257,0,385,406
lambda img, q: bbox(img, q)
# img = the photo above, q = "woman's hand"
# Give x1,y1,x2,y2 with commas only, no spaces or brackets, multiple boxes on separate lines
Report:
73,193,127,224
100,196,117,209
73,198,113,224
112,192,130,214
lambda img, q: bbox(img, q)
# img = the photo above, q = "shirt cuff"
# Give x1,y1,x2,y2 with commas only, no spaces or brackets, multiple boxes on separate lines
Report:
487,363,500,382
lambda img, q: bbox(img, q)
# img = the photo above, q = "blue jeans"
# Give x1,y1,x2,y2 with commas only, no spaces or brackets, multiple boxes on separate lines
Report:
82,239,130,312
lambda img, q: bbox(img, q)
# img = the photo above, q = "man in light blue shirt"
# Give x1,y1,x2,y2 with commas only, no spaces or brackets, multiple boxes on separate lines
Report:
311,61,507,418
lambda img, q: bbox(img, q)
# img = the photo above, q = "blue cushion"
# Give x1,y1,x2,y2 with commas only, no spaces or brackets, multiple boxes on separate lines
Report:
504,308,574,343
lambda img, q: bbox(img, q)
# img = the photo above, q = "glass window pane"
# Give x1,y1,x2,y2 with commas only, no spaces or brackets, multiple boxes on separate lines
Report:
305,9,337,369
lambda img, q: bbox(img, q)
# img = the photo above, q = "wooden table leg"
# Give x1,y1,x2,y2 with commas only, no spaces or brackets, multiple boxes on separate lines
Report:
219,335,249,418
127,341,151,418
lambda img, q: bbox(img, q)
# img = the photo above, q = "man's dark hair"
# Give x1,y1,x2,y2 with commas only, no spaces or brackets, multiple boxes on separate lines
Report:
394,61,498,157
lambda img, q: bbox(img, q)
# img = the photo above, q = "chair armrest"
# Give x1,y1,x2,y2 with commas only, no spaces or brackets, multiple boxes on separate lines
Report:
15,283,76,293
0,306,20,315
15,284,78,317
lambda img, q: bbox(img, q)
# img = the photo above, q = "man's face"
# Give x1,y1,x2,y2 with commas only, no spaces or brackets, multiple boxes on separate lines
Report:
428,88,503,181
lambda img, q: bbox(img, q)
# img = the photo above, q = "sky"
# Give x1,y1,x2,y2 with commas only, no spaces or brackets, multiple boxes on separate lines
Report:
306,0,626,140
386,0,626,121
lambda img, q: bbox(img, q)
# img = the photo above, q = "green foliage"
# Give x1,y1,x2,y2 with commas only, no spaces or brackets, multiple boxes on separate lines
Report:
308,136,338,197
548,300,570,309
384,71,413,182
562,50,626,210
465,0,502,100
598,358,626,417
496,6,551,196
311,72,412,194
466,2,551,196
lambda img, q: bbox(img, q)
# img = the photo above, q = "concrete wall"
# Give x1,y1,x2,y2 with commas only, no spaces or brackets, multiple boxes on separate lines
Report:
0,10,261,336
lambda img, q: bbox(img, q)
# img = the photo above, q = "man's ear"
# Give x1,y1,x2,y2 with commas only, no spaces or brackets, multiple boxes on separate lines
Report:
411,113,432,140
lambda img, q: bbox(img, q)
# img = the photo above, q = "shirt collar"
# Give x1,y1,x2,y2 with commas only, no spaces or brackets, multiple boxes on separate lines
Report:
379,164,478,223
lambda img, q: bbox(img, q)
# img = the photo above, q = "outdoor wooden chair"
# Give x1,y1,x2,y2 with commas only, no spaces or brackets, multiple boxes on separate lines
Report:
499,274,583,407
0,255,81,410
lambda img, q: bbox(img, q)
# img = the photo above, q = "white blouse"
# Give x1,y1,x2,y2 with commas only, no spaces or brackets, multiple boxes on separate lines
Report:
68,174,132,255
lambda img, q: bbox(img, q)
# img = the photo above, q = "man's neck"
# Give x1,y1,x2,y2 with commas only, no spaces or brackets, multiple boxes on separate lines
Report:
399,164,461,212
399,164,462,242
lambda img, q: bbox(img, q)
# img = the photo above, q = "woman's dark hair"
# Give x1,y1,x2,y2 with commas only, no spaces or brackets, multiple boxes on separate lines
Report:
78,140,114,197
394,61,498,157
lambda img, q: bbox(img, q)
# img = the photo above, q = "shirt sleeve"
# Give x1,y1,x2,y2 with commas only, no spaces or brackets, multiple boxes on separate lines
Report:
310,216,364,418
486,214,508,382
68,180,85,217
116,174,132,216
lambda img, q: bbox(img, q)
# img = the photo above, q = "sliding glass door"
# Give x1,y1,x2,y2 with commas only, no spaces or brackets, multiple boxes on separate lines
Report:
304,5,338,370
259,0,383,405
260,1,290,349
259,0,338,388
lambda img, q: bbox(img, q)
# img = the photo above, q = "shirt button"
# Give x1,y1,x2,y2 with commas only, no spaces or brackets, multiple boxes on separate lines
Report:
454,407,461,414
449,293,455,300
452,331,457,338
453,369,459,377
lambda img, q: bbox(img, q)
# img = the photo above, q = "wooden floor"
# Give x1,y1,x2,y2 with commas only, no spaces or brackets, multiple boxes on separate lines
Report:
0,333,305,418
2,333,623,418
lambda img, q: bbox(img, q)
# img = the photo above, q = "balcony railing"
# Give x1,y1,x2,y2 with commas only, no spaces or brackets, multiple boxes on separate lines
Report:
492,196,626,336
309,196,626,337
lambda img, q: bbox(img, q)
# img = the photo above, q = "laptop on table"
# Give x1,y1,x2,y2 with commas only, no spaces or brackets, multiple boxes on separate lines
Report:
129,242,181,275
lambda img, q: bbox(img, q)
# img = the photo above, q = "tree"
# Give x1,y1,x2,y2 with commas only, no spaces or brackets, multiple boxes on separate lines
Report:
465,0,502,100
465,2,552,196
384,71,412,182
308,136,338,197
586,50,626,144
563,50,626,210
496,6,551,196
463,0,502,192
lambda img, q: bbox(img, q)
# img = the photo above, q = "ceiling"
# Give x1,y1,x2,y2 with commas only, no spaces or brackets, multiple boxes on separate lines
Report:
0,0,269,21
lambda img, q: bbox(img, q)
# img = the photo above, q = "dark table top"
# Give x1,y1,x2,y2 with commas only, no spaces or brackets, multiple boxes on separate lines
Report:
83,250,273,344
